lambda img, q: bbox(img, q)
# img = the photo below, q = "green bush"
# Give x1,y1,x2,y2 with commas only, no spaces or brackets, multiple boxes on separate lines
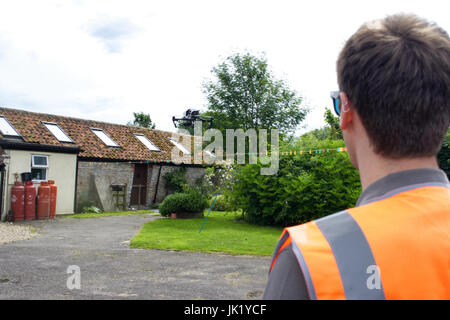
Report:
230,152,361,227
163,168,188,193
211,195,233,211
159,189,209,217
197,164,235,199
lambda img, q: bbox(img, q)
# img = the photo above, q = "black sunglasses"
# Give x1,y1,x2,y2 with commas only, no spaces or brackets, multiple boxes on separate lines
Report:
330,91,341,116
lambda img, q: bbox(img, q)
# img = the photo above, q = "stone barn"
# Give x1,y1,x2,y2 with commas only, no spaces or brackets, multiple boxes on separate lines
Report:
0,107,208,219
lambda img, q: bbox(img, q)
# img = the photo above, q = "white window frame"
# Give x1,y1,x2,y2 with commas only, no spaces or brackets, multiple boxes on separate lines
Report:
90,128,120,147
169,138,191,155
0,115,21,137
31,155,49,182
43,122,73,143
134,133,160,152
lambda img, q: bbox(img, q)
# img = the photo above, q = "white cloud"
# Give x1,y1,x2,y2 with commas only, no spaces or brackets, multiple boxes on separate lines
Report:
86,16,141,53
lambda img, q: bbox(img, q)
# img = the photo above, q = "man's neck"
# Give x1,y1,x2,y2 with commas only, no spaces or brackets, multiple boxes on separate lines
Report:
356,152,440,191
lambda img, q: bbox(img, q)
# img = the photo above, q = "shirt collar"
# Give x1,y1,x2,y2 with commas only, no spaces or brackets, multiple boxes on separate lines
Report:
356,168,450,207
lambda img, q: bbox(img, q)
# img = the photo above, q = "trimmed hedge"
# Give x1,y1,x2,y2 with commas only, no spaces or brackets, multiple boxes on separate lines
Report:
159,189,209,217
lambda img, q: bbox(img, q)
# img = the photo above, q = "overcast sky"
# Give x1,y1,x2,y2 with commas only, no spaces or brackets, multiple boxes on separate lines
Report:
0,0,448,135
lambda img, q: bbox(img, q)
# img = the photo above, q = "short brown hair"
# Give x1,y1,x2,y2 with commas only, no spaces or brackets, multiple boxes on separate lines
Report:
337,13,450,158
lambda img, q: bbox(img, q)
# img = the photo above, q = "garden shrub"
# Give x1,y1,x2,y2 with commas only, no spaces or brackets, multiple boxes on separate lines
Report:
211,194,233,211
163,167,188,194
230,152,361,227
159,189,209,217
197,164,235,199
158,193,184,216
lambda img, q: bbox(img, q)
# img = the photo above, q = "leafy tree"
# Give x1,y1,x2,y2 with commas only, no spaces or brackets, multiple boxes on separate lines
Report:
290,133,345,152
127,112,156,129
308,127,331,141
280,108,346,154
324,108,343,140
203,52,308,139
294,109,341,143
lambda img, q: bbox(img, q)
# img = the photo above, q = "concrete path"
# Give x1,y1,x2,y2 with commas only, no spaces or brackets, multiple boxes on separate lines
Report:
0,213,271,300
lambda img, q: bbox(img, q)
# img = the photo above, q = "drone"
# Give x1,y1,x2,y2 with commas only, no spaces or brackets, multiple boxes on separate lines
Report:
172,108,213,128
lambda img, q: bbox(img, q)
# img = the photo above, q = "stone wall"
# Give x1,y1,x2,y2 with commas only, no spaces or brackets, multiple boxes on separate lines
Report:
76,161,206,212
149,165,206,204
76,162,135,212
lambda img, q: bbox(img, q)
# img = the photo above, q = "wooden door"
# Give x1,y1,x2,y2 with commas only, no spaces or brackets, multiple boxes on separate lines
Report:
130,164,148,206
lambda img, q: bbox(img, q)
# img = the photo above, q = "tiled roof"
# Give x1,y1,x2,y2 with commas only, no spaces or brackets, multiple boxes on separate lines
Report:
0,107,201,163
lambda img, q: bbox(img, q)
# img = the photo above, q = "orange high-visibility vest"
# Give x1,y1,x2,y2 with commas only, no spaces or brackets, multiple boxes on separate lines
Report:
271,185,450,300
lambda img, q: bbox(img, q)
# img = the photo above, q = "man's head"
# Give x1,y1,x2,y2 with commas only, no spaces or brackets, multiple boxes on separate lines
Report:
336,13,450,167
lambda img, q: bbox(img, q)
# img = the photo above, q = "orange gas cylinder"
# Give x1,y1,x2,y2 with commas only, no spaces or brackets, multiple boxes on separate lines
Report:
48,180,57,219
37,181,50,219
24,181,36,220
11,181,25,221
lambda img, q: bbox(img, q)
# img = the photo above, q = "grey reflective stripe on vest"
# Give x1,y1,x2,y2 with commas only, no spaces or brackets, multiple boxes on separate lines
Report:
315,211,386,300
290,240,317,300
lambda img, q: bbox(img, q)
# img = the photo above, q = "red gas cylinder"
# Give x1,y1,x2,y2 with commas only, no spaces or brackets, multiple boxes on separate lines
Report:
48,180,57,219
11,181,25,221
24,181,36,220
37,181,50,219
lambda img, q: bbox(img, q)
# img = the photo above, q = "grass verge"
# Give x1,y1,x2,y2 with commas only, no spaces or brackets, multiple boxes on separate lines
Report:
68,210,155,219
130,211,283,256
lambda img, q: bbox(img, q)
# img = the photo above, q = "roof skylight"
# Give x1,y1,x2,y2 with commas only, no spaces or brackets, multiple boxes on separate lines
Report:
169,138,191,155
43,122,73,143
0,116,20,136
91,128,119,147
134,133,160,152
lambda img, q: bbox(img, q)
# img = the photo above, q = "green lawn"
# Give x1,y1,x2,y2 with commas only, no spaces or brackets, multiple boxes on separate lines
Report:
68,210,155,219
130,211,283,256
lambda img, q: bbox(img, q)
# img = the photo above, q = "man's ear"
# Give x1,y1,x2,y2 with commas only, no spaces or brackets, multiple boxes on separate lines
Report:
339,92,353,130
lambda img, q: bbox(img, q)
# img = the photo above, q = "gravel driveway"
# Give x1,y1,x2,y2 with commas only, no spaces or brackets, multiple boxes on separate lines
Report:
0,213,271,300
0,222,37,245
